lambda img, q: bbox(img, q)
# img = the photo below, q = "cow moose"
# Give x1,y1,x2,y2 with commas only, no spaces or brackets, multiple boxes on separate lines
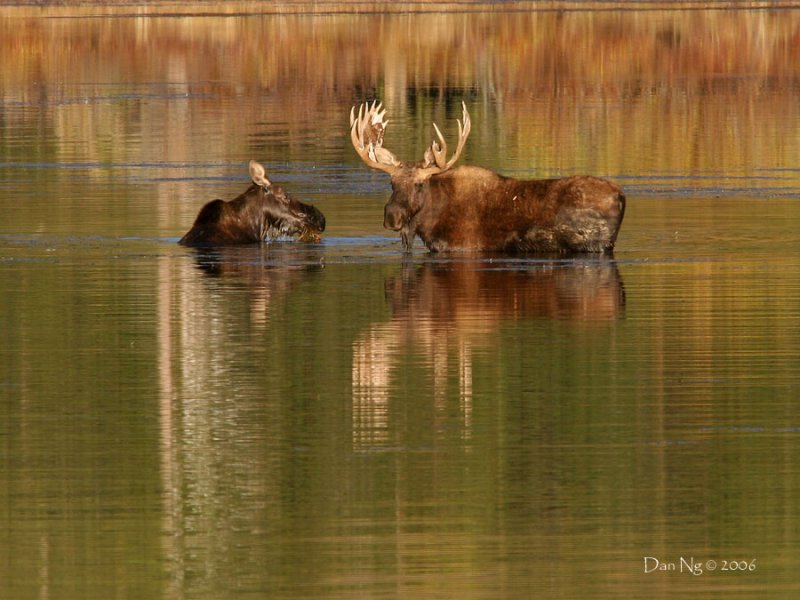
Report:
179,161,326,246
350,102,625,253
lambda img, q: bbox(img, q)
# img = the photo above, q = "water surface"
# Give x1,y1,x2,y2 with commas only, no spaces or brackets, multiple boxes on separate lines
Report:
2,5,800,598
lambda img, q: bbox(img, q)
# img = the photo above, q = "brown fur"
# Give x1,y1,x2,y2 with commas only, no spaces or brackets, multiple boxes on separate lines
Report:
385,165,625,253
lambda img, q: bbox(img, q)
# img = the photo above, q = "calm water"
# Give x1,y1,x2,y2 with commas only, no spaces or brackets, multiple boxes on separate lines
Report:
3,4,800,598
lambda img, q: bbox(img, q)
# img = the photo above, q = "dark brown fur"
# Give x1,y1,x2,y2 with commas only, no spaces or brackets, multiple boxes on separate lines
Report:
179,161,325,247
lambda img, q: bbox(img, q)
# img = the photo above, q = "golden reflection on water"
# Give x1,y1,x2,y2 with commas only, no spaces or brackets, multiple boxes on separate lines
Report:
3,7,800,203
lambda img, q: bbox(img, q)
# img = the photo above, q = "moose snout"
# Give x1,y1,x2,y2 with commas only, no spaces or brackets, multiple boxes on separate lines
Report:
383,203,406,231
304,204,326,232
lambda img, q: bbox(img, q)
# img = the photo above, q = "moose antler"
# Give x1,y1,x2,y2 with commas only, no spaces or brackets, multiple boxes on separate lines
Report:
350,100,472,175
350,101,401,174
429,101,471,171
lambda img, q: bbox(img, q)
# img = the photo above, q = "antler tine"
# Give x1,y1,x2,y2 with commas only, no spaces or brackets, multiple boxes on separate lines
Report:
350,105,372,156
431,122,448,170
428,101,472,172
349,101,400,174
364,101,389,148
447,102,471,169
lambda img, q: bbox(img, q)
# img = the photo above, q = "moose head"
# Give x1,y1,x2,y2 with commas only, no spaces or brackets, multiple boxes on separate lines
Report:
350,101,471,250
179,161,326,246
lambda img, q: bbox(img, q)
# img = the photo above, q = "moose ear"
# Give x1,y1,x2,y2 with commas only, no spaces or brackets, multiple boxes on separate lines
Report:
249,160,272,188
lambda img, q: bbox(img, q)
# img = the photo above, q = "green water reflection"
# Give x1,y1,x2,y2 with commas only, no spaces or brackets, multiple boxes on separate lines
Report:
4,211,800,597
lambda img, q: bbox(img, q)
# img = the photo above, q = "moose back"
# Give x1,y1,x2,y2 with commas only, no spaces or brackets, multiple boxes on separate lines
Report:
350,102,625,253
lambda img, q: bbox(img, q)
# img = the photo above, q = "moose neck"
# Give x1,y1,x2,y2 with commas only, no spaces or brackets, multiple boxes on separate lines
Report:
410,167,493,251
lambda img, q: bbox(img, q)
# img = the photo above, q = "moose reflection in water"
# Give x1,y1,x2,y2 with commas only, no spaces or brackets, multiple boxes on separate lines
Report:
179,160,326,246
350,102,625,254
352,259,625,449
183,243,324,330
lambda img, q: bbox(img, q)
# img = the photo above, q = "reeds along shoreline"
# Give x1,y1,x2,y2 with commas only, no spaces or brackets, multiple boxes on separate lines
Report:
3,1,789,15
4,9,798,88
2,10,800,176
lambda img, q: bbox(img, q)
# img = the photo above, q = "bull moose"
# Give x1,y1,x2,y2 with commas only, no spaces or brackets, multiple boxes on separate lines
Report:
179,161,326,246
350,102,625,253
